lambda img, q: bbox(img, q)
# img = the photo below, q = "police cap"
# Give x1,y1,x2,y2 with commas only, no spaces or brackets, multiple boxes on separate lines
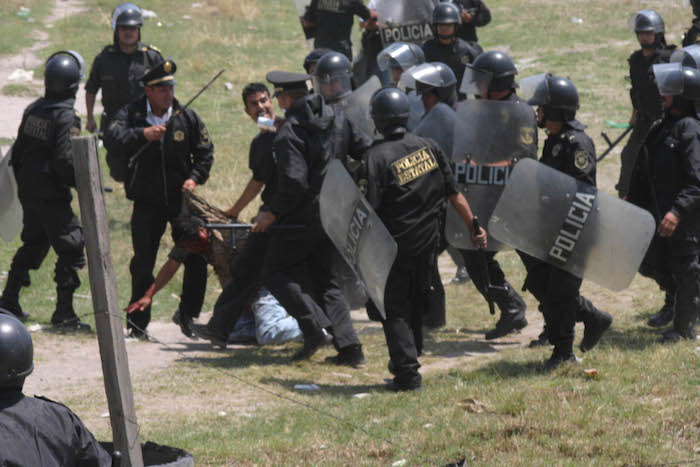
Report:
140,59,177,87
266,71,311,97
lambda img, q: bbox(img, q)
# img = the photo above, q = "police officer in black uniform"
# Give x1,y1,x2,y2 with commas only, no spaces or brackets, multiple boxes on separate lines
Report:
683,0,700,46
0,52,91,330
85,3,162,181
104,60,214,338
0,312,113,466
525,74,613,369
363,88,486,391
459,51,535,340
446,0,491,43
422,2,482,99
618,10,675,198
628,63,700,343
313,51,355,104
302,0,374,61
252,71,370,364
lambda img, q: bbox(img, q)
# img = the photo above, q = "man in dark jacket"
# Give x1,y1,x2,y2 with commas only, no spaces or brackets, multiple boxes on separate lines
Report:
525,74,612,369
302,0,374,61
422,2,482,99
252,71,370,364
0,52,90,330
0,312,112,466
363,87,486,391
105,59,214,338
628,63,700,343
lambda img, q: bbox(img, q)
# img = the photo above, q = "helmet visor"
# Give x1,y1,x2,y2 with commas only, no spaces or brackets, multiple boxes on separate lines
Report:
519,73,550,106
460,64,493,97
377,43,422,72
399,63,444,93
653,62,684,96
313,72,352,101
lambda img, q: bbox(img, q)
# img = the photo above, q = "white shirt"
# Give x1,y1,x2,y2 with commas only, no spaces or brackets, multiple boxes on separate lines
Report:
146,99,172,126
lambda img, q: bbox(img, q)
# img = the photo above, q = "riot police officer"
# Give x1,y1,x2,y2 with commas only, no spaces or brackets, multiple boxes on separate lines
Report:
0,312,112,465
377,42,426,85
104,60,214,338
253,71,370,364
525,74,613,369
313,51,354,104
363,88,486,390
422,2,482,99
0,52,90,330
628,63,700,343
459,50,536,340
301,0,374,61
683,0,700,46
445,0,492,43
618,10,675,198
85,2,163,180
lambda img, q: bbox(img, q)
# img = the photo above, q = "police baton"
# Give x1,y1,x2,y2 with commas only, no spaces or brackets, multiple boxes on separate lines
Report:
472,218,511,315
127,68,225,170
597,121,632,162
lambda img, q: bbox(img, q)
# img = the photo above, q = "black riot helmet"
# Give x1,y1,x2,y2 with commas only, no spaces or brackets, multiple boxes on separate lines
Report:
522,73,579,123
111,3,143,43
400,62,457,107
313,51,353,103
377,42,426,84
671,45,700,70
653,62,700,117
44,51,84,99
432,2,461,41
461,50,518,97
370,87,411,136
629,10,666,48
0,312,34,391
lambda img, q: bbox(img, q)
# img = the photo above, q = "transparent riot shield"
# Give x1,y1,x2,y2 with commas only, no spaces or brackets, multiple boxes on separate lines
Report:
292,0,315,39
406,92,425,131
0,148,22,242
452,99,537,165
412,102,456,157
320,160,398,318
374,0,437,47
488,159,655,290
339,75,382,139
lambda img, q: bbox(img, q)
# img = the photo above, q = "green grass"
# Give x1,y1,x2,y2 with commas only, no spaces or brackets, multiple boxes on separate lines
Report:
2,83,40,97
2,0,699,465
0,0,53,56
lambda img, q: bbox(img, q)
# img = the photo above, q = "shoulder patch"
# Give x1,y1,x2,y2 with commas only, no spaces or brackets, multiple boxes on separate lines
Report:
174,130,184,142
147,44,160,52
461,55,471,65
391,147,438,185
574,150,590,171
520,127,535,146
200,127,211,145
106,45,116,53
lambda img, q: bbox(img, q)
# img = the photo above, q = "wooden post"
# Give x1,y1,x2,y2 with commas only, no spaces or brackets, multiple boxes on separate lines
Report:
71,135,144,467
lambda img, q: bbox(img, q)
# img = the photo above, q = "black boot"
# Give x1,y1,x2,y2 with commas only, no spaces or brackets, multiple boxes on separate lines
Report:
292,329,330,361
51,288,90,331
325,344,366,368
0,271,29,321
485,286,528,340
529,325,550,347
648,292,675,328
543,345,581,371
580,309,613,352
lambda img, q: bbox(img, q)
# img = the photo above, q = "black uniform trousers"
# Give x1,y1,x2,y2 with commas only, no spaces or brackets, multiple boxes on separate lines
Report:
262,223,360,350
128,202,207,331
381,249,434,388
459,249,527,314
638,235,677,298
9,201,85,318
670,254,700,335
617,118,653,198
208,232,269,335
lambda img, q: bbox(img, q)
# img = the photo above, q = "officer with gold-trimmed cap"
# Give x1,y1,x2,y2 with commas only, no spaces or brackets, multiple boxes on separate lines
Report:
85,2,163,181
104,58,214,339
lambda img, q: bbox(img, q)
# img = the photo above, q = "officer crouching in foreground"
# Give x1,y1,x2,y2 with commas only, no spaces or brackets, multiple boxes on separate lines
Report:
362,88,486,391
628,63,700,343
525,75,612,369
0,311,112,465
0,52,91,330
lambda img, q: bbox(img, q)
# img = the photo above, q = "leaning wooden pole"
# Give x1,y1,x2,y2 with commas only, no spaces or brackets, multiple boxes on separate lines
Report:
71,135,144,467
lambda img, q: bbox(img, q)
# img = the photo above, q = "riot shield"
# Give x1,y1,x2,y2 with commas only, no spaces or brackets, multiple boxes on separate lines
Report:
406,92,425,131
292,0,315,39
0,148,22,242
320,159,398,318
488,159,655,291
339,75,382,139
412,102,456,157
452,99,537,165
374,0,437,48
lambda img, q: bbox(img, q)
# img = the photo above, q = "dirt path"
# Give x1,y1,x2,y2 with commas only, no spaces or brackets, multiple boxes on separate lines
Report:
0,0,95,149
